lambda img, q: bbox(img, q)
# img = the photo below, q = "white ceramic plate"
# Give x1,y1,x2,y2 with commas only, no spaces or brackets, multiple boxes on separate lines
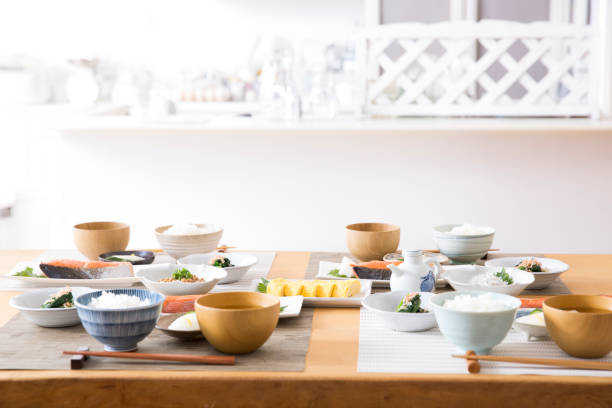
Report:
7,261,142,289
177,253,257,284
250,279,372,308
442,265,535,296
484,257,569,290
317,255,449,288
361,291,437,332
9,287,96,327
279,296,303,318
135,263,226,296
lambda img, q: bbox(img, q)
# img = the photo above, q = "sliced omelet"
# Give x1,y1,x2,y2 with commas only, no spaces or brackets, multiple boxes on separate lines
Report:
283,281,305,296
266,278,287,296
301,281,320,297
332,279,361,298
316,280,336,297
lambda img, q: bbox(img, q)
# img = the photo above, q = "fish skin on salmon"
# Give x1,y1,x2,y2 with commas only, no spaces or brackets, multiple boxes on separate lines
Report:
350,261,401,280
39,259,133,279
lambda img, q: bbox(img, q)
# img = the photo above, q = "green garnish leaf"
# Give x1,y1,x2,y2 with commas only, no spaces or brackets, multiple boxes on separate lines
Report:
172,267,194,281
257,278,269,293
14,267,46,278
529,308,542,315
328,269,348,278
280,305,287,312
104,256,126,262
495,267,514,285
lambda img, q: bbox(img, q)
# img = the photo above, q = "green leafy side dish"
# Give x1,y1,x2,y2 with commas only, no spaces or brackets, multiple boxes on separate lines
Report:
397,293,427,313
328,268,348,278
515,259,544,272
13,267,46,278
172,267,194,281
495,267,514,285
257,278,269,293
210,255,234,268
41,287,73,308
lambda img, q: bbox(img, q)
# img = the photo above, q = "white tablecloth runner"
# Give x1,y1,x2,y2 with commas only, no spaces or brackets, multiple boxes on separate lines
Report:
358,308,612,376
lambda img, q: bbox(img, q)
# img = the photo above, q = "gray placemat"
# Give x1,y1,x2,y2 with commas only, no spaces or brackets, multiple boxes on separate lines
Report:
0,309,313,371
306,252,571,295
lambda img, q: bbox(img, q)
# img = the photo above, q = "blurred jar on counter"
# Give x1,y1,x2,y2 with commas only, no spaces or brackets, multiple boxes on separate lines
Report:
258,44,301,120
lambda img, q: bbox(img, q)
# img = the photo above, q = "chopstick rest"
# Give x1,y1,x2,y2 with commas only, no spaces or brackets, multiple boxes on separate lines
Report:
69,346,90,370
465,350,480,374
63,350,236,366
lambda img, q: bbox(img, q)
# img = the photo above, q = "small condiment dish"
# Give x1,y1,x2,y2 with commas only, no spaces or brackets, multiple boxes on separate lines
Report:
195,291,279,354
135,263,226,296
543,295,612,358
9,287,95,327
361,291,436,332
156,313,203,340
513,309,548,340
484,257,569,290
98,250,155,265
178,252,257,284
443,265,534,296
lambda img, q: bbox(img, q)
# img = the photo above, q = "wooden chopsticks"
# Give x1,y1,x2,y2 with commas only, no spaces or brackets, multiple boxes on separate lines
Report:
453,354,612,371
63,350,235,365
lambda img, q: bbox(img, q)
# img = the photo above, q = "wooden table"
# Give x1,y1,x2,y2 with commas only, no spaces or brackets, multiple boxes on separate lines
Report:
1,250,611,408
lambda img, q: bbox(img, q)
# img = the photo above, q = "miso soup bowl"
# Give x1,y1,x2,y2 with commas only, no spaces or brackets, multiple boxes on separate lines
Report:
195,292,279,354
543,295,612,358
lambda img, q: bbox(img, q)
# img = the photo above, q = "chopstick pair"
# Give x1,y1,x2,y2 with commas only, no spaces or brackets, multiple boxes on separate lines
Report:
64,350,235,367
453,353,612,373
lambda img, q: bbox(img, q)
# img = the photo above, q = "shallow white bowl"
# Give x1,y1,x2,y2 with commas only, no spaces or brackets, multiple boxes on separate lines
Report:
9,287,95,327
443,265,535,296
484,257,569,290
154,224,223,259
432,224,495,263
178,253,257,284
361,291,437,332
135,263,226,296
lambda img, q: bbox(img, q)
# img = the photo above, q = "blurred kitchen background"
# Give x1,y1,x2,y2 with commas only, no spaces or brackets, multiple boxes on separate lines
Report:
1,0,612,253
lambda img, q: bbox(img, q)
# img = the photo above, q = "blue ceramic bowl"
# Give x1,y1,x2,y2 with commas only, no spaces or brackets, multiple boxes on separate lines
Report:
75,288,165,352
431,291,521,355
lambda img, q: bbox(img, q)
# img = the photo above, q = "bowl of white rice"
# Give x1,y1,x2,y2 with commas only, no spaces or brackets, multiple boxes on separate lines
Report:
154,223,223,259
432,224,495,263
443,265,534,296
431,291,521,354
75,288,165,352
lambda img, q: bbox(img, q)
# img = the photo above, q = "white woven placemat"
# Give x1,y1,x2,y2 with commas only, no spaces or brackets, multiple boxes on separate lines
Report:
358,308,612,376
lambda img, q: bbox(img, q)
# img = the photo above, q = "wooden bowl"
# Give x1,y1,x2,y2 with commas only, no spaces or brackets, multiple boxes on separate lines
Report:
194,292,279,354
346,223,400,261
543,295,612,358
73,222,130,260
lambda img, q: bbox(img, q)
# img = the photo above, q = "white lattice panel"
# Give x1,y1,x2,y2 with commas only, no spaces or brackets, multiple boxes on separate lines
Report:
359,20,597,117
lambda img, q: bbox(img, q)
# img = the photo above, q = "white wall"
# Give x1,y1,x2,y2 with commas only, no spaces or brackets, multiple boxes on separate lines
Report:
7,124,612,254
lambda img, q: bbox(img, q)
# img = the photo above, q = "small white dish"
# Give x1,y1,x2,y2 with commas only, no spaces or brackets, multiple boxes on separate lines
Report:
279,296,303,318
135,263,226,296
9,287,96,327
513,309,549,340
443,265,535,296
178,252,257,284
250,279,372,308
484,257,569,290
361,291,437,332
